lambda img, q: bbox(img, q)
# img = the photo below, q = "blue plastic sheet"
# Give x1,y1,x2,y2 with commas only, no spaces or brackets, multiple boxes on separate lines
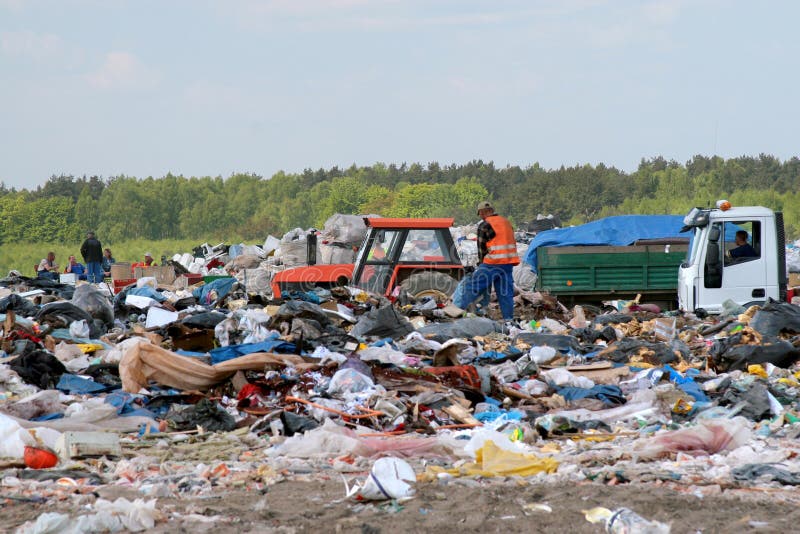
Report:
210,337,297,365
524,215,686,272
127,286,167,302
663,364,709,402
193,277,236,305
56,373,108,394
105,391,157,419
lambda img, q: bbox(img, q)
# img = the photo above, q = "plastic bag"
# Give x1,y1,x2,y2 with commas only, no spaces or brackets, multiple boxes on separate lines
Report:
416,317,500,343
350,305,414,340
234,268,271,294
71,284,114,327
633,416,752,460
358,345,407,366
541,367,594,389
18,498,163,534
431,440,558,478
321,213,369,244
263,235,280,256
327,368,375,396
529,346,558,364
750,299,800,336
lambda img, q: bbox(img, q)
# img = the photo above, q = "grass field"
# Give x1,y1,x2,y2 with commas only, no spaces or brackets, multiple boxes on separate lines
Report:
0,237,251,277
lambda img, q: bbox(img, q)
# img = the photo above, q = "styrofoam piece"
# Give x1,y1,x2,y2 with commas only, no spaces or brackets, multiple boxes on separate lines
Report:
125,295,156,309
145,307,179,329
55,431,122,460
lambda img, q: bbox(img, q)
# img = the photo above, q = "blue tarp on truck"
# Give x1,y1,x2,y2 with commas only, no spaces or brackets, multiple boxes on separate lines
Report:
523,215,686,272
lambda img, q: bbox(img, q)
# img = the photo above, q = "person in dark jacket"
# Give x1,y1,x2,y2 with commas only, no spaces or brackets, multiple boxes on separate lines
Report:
80,231,104,283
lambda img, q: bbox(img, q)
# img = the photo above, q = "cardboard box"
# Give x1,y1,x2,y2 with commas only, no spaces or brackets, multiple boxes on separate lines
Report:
789,273,800,288
134,265,176,285
110,263,132,280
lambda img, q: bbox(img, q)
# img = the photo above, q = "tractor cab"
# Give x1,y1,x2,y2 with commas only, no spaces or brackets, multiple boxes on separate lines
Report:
271,217,464,300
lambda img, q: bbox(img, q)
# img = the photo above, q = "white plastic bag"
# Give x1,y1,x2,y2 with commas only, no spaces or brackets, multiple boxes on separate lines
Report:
541,367,595,389
327,368,375,396
69,320,90,339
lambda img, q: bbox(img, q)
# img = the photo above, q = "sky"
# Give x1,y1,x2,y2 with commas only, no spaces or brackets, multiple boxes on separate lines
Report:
1,0,798,189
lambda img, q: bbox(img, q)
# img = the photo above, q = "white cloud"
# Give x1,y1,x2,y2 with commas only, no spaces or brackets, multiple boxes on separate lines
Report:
86,51,159,90
0,30,63,60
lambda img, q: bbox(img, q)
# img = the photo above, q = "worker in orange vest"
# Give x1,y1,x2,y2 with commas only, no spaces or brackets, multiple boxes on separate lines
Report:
453,201,519,326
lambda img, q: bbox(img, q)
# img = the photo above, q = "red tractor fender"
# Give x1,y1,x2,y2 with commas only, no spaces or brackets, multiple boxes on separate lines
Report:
271,263,354,298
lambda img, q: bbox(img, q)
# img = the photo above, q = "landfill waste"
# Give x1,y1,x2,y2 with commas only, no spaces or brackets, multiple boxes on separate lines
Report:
346,457,416,501
584,506,671,533
2,237,800,531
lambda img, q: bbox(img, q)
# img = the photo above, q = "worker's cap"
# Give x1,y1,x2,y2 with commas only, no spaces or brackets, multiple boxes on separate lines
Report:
476,201,493,214
144,252,152,258
86,230,95,237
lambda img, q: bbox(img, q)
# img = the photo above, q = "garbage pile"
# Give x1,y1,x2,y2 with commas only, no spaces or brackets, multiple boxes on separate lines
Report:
4,266,800,531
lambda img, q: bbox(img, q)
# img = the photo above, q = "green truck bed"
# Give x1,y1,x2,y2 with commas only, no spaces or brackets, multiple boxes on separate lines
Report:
536,242,689,300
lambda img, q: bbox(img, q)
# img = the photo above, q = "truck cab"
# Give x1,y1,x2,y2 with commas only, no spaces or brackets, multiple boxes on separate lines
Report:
677,202,787,314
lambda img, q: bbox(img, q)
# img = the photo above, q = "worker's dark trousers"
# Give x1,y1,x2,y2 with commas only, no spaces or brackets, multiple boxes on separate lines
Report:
453,263,515,320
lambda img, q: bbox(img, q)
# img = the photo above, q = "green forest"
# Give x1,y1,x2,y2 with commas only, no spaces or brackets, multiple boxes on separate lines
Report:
1,154,799,255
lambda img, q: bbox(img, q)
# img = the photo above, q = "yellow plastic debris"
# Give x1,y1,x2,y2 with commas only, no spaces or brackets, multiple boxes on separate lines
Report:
583,506,613,524
425,440,558,479
77,343,104,354
747,364,767,378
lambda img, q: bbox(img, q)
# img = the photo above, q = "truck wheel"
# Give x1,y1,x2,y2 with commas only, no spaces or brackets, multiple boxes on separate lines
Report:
400,272,459,302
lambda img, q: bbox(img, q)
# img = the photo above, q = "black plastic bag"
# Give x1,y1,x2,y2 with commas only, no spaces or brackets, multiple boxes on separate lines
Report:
719,382,772,420
280,410,320,436
35,301,102,338
351,305,414,340
600,338,678,365
0,294,38,317
710,334,800,371
732,464,800,485
514,332,586,354
593,313,634,325
269,300,330,328
181,311,228,329
166,398,236,432
9,350,66,389
750,299,800,337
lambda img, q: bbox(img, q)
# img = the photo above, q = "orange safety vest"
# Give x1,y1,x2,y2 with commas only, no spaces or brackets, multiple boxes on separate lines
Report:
483,215,520,265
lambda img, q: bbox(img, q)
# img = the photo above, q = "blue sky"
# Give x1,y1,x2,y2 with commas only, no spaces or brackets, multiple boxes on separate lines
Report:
1,0,798,189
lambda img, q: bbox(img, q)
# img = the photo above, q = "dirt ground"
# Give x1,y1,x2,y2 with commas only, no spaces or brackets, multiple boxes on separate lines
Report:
7,477,800,533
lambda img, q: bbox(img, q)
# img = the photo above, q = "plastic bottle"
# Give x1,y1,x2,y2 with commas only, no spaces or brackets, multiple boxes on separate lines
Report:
606,508,670,533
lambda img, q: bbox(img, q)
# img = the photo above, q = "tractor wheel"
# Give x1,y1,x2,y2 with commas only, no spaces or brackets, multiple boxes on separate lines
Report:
400,271,459,302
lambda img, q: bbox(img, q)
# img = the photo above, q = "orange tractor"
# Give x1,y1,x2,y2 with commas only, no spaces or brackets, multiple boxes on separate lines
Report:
271,218,464,301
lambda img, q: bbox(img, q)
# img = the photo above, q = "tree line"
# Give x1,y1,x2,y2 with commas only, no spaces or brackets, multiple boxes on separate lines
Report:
0,153,798,245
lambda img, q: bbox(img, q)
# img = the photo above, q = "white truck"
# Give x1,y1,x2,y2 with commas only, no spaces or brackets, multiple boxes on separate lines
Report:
678,201,787,314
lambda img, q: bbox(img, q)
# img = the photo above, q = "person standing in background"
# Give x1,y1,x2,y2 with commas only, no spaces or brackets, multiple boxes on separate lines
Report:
80,231,104,283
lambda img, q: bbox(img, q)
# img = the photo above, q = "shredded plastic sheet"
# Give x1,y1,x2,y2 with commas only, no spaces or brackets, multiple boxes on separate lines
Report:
426,439,558,478
119,341,314,392
271,419,464,459
633,416,752,459
17,498,164,533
